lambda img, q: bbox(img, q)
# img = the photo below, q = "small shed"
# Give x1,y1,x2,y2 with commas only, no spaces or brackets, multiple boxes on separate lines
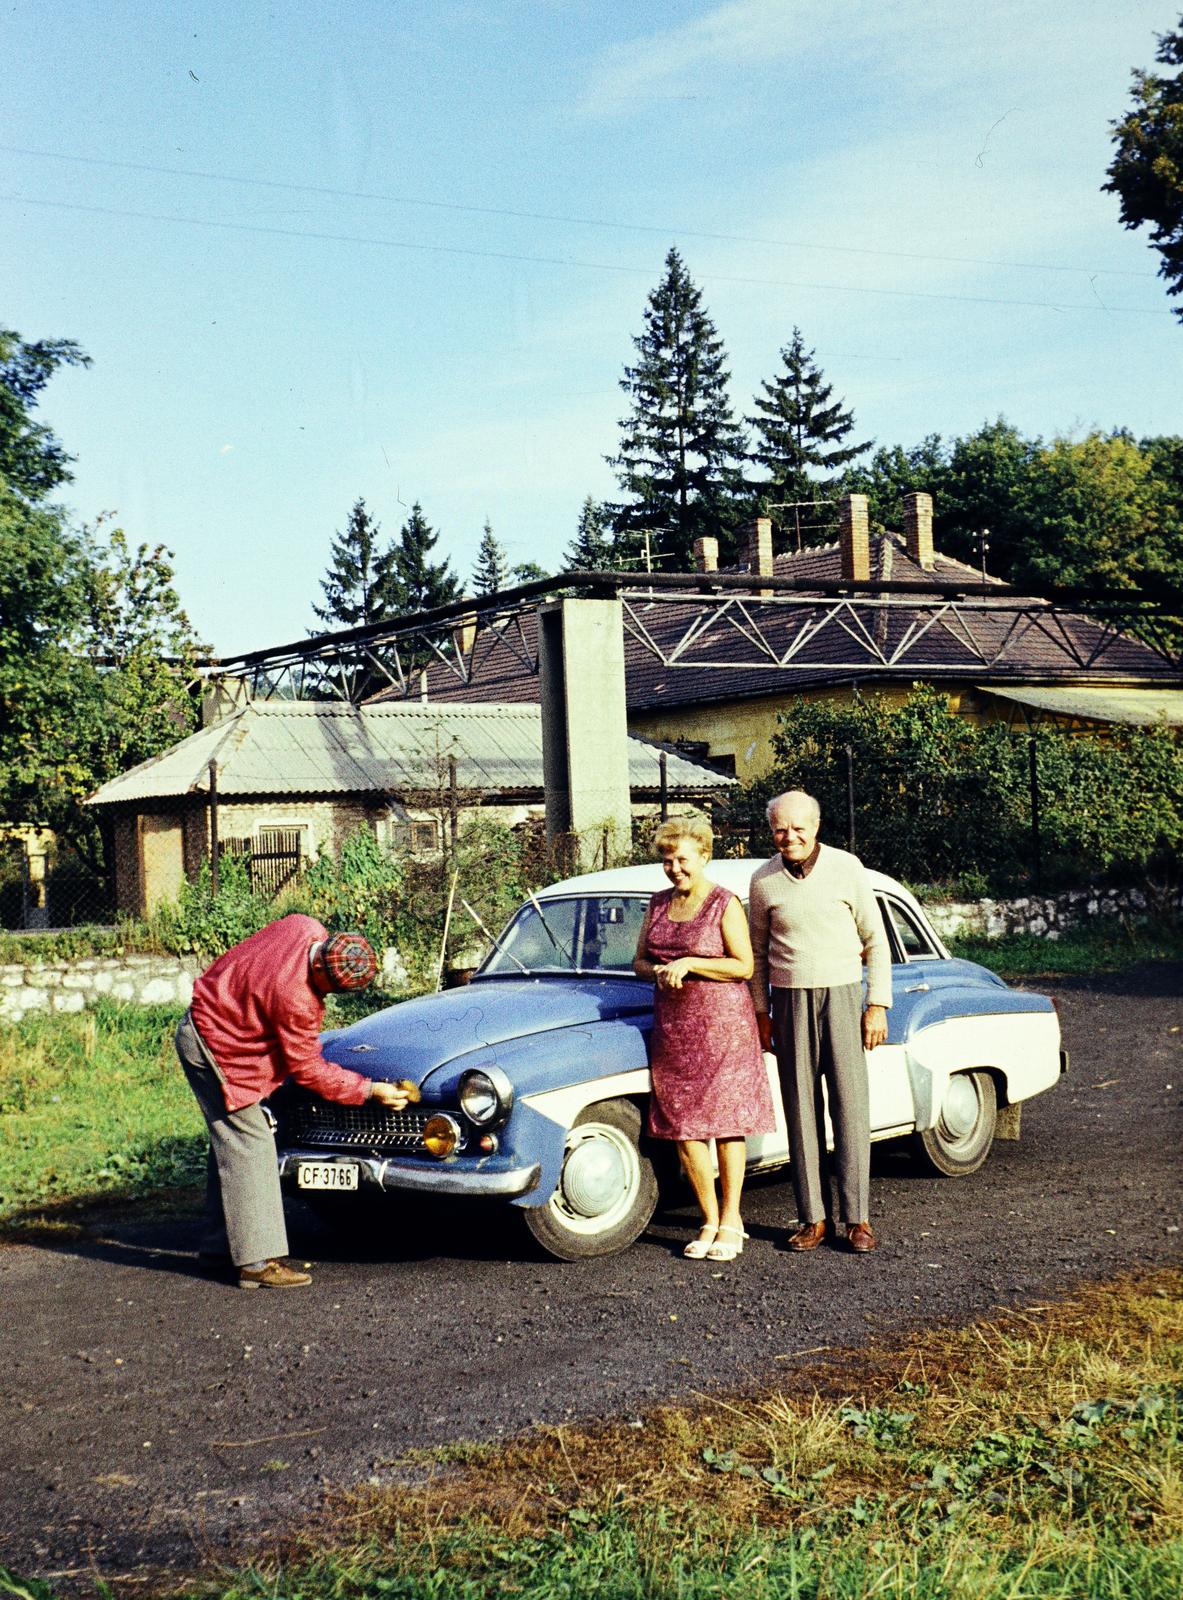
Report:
85,700,734,916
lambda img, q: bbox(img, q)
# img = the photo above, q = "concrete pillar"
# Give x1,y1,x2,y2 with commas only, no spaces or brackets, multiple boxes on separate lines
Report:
538,598,633,870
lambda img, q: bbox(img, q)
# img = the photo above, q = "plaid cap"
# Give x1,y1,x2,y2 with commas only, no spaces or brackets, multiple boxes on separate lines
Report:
319,932,378,991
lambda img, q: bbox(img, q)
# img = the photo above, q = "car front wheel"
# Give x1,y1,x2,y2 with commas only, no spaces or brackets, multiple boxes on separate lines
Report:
912,1069,998,1176
523,1098,659,1261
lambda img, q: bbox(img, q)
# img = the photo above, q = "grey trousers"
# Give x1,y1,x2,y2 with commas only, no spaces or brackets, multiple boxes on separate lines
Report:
175,1011,289,1267
771,983,870,1227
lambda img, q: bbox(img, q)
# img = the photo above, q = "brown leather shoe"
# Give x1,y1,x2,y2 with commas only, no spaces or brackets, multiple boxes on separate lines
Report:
788,1221,827,1252
238,1260,312,1290
847,1222,877,1253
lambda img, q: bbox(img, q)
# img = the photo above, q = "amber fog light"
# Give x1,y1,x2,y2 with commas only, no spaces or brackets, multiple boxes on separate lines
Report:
422,1113,462,1159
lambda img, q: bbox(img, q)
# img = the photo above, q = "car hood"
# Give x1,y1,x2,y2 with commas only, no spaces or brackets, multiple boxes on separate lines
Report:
322,974,653,1084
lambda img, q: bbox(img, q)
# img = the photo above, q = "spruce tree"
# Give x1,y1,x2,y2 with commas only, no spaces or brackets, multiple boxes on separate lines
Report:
607,248,747,569
395,502,461,614
747,330,871,544
312,497,402,630
472,518,510,595
565,496,615,570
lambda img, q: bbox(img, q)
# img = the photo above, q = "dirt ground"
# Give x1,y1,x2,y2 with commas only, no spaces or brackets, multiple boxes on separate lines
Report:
1,964,1179,1588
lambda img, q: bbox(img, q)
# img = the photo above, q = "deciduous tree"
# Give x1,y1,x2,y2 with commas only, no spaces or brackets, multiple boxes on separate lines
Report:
1105,16,1183,319
0,327,91,501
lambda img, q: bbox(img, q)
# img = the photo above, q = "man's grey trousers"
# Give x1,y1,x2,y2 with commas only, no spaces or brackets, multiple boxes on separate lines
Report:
175,1010,289,1267
770,982,870,1226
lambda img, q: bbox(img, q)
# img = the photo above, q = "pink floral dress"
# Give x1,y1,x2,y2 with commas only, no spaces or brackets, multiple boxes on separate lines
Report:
644,884,775,1141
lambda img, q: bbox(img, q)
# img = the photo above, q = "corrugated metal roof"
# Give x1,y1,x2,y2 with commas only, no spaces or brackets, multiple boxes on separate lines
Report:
86,701,734,806
981,685,1183,726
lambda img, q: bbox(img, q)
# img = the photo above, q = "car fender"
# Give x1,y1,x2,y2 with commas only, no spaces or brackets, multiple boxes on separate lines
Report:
415,1017,653,1210
904,1006,1062,1130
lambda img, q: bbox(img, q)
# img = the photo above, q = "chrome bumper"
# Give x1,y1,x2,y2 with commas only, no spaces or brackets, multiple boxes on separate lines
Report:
278,1148,541,1199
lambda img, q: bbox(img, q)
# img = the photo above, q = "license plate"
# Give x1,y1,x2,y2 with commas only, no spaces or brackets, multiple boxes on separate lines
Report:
296,1161,359,1191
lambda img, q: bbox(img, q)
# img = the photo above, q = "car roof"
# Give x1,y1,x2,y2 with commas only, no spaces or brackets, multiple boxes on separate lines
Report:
537,856,926,915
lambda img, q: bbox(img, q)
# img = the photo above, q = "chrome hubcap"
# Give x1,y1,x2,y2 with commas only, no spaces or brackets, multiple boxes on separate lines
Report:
941,1075,980,1141
561,1136,627,1217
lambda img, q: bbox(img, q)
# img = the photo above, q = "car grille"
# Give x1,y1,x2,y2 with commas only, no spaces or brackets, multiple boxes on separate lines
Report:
283,1098,437,1151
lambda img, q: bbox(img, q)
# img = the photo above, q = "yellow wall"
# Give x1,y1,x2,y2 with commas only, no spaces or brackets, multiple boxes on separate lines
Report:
630,684,962,784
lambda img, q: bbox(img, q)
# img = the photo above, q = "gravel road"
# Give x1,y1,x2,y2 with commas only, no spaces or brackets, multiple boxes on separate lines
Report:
1,964,1180,1587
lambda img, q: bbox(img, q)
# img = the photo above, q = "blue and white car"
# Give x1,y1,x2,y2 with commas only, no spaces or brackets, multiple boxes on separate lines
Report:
270,860,1067,1260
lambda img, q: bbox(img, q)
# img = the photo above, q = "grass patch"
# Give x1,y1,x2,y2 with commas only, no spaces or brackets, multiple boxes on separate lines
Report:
78,1269,1176,1600
0,1001,204,1224
949,917,1183,978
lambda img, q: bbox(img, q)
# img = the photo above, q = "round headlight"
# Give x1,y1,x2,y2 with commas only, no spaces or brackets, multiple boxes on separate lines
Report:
422,1114,461,1159
458,1065,514,1129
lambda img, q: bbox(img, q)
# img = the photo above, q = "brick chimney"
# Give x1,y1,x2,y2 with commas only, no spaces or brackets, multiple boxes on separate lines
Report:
745,516,773,580
693,535,719,574
839,494,870,582
903,491,934,571
452,610,477,656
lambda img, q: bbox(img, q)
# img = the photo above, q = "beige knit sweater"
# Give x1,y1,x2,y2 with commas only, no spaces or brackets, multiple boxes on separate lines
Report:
748,844,892,1011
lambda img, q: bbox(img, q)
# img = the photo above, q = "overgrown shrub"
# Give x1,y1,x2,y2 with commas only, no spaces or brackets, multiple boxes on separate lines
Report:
720,687,1182,895
292,824,405,952
147,853,273,959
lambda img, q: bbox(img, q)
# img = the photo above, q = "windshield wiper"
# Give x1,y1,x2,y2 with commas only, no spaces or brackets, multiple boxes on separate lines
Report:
527,889,575,966
461,898,529,975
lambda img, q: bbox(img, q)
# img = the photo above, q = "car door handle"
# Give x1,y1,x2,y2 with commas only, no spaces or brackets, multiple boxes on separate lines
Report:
903,982,930,994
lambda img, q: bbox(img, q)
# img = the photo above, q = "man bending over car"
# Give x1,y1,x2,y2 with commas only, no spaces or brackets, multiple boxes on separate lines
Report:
175,915,408,1289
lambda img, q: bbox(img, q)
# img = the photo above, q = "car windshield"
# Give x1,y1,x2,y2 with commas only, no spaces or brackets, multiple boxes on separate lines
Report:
480,895,650,976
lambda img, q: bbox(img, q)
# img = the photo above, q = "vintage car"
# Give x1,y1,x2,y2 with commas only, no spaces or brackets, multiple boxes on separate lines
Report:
269,860,1066,1260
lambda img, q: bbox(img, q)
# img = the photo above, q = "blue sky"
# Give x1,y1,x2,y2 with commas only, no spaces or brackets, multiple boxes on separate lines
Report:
3,0,1176,654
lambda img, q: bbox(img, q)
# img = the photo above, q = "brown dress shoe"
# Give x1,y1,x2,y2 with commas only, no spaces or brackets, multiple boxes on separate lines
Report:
238,1260,312,1290
788,1221,827,1252
847,1222,877,1253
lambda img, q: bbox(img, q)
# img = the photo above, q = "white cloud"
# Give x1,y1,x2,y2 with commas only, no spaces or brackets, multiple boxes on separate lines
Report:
578,0,819,117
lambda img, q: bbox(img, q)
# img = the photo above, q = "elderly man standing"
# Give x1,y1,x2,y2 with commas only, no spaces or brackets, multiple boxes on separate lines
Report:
749,791,891,1253
176,914,409,1289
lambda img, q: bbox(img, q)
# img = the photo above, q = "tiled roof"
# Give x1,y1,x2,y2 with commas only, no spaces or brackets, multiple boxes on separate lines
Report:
86,701,734,807
369,535,1175,714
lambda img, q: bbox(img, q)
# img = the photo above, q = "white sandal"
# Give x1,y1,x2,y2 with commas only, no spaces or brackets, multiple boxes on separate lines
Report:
706,1224,748,1262
683,1224,719,1259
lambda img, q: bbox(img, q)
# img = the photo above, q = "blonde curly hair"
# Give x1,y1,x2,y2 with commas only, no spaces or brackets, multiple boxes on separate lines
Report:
652,815,713,859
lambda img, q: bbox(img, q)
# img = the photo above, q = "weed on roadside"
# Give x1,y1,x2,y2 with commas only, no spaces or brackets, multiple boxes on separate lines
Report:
138,1269,1183,1600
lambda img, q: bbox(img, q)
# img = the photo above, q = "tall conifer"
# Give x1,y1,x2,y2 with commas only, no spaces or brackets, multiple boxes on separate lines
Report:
565,496,615,569
313,497,402,629
395,502,461,614
747,330,870,544
607,248,747,569
472,518,510,595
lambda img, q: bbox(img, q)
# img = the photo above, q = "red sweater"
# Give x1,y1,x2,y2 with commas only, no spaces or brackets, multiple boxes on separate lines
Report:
190,914,372,1112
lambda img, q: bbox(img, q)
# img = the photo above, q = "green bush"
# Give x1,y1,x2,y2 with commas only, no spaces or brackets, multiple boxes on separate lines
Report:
147,854,273,959
293,824,405,952
721,687,1183,894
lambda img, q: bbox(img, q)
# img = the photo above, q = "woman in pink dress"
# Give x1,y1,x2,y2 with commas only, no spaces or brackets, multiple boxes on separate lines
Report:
633,817,775,1261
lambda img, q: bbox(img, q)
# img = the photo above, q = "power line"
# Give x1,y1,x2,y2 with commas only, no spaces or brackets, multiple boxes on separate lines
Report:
0,141,1157,282
2,192,1170,317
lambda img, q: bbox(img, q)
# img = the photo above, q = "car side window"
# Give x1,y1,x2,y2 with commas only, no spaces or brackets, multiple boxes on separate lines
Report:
883,897,939,961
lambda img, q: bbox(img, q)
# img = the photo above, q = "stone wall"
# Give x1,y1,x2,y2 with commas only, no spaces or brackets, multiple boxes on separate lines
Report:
0,946,409,1025
0,953,202,1026
924,884,1178,942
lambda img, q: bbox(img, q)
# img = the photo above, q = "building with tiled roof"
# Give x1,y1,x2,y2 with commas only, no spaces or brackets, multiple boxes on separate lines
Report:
369,493,1181,783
